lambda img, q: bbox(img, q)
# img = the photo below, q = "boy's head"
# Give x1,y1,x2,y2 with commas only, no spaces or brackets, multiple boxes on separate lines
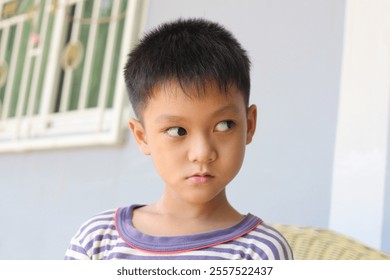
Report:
123,18,251,119
125,19,257,205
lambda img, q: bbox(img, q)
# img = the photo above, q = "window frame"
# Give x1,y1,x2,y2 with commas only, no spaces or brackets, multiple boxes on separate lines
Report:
0,0,148,153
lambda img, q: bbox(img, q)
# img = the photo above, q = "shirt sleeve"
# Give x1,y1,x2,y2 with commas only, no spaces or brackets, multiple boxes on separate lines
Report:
64,236,91,260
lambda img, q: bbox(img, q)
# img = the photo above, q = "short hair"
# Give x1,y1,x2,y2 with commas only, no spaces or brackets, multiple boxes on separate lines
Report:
123,18,251,118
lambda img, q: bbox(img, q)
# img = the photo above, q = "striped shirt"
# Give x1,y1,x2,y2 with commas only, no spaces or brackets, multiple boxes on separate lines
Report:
64,205,293,260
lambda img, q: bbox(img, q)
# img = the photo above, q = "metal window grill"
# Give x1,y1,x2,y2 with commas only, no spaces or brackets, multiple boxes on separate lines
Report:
0,0,146,152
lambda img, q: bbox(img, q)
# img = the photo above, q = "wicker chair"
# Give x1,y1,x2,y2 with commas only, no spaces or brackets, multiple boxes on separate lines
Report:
271,224,390,260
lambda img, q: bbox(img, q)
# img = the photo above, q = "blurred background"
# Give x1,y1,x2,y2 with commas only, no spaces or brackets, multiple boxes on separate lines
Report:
0,0,389,259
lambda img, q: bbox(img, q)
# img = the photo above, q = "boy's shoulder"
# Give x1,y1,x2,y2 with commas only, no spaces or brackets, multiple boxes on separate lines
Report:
76,205,141,235
65,208,119,260
80,208,117,226
72,208,118,240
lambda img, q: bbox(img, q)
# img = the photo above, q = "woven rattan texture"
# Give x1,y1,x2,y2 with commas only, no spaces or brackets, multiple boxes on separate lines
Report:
272,224,390,260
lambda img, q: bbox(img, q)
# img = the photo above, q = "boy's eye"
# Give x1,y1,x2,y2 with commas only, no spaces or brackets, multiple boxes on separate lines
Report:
215,120,235,132
165,127,187,137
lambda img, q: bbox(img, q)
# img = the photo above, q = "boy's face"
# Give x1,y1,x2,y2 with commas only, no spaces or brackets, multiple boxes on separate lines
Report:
129,82,257,206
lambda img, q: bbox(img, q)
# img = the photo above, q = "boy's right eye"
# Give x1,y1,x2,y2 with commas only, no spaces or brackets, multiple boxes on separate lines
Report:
165,127,187,137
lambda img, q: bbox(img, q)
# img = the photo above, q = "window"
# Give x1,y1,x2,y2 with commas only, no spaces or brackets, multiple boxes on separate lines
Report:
0,0,147,152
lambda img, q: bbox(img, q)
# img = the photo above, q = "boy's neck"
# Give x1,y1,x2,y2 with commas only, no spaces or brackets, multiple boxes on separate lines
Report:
132,191,244,236
156,191,241,220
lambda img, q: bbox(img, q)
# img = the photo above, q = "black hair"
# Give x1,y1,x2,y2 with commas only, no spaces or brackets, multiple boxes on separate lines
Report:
123,18,251,118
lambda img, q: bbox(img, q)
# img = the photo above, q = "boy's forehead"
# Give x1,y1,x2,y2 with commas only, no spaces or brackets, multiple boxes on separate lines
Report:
141,81,244,115
150,80,241,102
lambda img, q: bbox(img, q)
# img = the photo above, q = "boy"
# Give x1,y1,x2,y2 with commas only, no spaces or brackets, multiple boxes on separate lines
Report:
65,18,293,260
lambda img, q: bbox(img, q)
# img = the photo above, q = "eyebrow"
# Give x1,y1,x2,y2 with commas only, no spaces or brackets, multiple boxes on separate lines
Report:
212,104,241,117
155,115,185,124
154,104,241,124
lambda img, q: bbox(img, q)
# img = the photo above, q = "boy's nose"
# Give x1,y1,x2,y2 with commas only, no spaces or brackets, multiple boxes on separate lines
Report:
188,134,217,163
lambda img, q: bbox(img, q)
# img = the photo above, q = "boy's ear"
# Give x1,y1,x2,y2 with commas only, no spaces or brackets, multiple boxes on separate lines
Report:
246,105,257,144
129,118,151,155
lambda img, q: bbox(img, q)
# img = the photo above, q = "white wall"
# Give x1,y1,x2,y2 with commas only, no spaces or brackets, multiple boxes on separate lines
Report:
1,0,389,259
329,0,390,249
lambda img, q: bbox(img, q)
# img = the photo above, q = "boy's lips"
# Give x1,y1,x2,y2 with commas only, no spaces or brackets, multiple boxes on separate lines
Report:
187,173,214,183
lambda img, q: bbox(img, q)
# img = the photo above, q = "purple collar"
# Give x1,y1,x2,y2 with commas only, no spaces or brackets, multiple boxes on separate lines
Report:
115,204,262,253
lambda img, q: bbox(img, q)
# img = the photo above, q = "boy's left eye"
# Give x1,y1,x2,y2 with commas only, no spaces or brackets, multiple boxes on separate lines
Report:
215,120,235,132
